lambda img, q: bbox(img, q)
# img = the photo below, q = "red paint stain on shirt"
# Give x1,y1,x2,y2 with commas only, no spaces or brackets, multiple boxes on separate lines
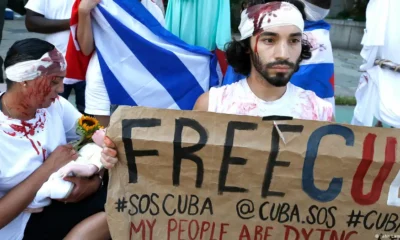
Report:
7,113,47,155
42,148,47,161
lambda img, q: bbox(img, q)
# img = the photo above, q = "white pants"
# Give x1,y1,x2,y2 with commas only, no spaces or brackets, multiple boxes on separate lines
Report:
85,52,111,116
352,68,400,128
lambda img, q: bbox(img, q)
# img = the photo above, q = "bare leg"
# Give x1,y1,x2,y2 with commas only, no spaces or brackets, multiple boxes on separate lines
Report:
95,115,110,127
64,212,110,240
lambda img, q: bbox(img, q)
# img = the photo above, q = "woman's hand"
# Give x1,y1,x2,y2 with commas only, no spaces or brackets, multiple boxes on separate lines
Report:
44,144,78,172
59,162,99,178
79,0,100,15
101,136,118,169
60,175,101,203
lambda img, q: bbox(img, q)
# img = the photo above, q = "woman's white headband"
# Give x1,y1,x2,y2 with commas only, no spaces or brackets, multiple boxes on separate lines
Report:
239,1,305,40
5,48,67,83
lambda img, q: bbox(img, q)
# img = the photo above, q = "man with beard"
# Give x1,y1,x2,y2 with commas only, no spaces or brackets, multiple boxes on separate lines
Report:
194,0,333,121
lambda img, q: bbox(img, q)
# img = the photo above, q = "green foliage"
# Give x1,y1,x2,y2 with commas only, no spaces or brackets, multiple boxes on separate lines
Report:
335,96,357,106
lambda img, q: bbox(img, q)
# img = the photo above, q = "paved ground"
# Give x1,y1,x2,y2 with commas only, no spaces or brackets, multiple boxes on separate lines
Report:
1,18,44,58
333,49,363,97
1,18,363,123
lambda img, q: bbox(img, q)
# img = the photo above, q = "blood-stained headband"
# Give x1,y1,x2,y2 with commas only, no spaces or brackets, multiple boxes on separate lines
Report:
239,1,305,40
5,48,67,83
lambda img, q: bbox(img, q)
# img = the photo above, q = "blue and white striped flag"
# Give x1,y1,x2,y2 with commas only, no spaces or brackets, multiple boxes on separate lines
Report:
89,0,219,110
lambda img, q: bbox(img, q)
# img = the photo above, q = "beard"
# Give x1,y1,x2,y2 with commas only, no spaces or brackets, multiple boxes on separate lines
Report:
251,51,301,87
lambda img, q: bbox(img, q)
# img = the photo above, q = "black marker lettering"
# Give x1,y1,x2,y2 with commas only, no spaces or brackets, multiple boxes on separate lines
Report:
122,119,161,183
173,118,208,188
219,121,258,195
262,124,304,198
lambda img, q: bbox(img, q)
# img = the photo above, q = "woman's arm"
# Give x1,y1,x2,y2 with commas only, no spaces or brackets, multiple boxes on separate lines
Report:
0,145,77,229
77,0,100,56
0,163,53,228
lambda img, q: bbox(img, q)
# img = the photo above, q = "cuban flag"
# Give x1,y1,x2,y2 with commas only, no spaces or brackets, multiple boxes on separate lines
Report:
65,0,219,110
222,20,335,103
291,20,335,100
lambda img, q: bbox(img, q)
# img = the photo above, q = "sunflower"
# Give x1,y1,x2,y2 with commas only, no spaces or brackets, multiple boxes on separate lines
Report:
77,116,103,139
71,116,104,150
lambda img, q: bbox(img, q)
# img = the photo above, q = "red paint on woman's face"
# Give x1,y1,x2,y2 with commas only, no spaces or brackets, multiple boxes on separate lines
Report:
4,49,66,118
17,48,66,112
20,74,64,111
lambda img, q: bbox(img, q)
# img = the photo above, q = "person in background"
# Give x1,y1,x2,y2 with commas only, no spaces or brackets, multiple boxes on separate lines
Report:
71,0,165,127
154,0,165,15
165,0,231,82
241,1,248,13
223,0,335,113
194,1,334,122
351,0,400,128
25,0,86,115
0,0,28,83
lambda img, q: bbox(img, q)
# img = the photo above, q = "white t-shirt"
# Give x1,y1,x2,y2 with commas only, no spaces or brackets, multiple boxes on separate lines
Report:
25,0,74,56
208,79,333,121
0,96,81,240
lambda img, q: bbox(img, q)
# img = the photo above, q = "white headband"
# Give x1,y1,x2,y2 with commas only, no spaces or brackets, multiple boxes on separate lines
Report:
5,49,67,82
239,2,305,40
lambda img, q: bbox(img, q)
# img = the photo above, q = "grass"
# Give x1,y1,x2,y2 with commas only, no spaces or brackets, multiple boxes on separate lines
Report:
335,96,357,106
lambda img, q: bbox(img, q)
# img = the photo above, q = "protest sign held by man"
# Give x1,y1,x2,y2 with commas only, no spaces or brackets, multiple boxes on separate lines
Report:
194,0,334,122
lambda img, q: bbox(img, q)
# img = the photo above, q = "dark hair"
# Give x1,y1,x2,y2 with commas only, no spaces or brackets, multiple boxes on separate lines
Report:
241,1,248,11
4,38,55,89
226,0,311,76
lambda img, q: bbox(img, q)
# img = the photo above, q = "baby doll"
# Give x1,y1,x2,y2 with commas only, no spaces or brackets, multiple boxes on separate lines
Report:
25,129,106,212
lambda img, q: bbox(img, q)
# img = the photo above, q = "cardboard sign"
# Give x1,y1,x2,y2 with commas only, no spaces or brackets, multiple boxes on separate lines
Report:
106,106,400,240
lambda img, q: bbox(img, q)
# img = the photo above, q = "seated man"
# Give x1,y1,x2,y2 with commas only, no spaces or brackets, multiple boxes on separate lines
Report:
223,0,335,112
194,0,333,122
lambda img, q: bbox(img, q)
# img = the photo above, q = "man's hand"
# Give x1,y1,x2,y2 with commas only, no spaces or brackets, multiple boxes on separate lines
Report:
59,175,101,203
101,136,118,169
